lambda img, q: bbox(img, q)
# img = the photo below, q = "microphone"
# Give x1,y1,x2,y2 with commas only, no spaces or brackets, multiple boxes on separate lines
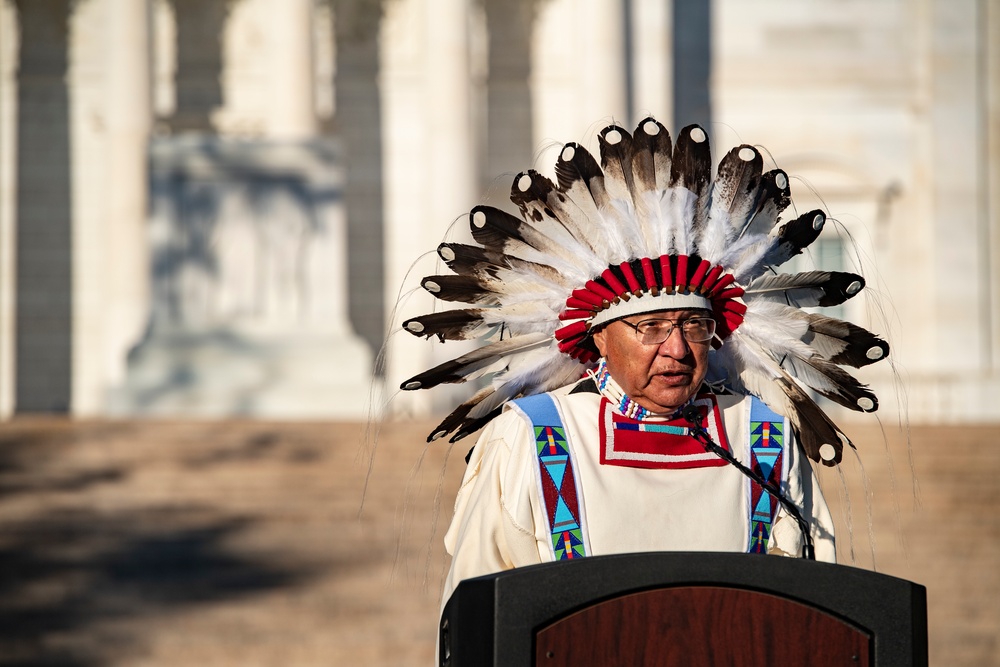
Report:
681,405,816,560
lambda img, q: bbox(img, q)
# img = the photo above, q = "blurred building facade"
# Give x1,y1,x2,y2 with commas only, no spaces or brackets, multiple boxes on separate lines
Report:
0,0,998,422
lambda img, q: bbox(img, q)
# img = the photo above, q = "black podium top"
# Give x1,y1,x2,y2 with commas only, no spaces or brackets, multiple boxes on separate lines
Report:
440,552,927,667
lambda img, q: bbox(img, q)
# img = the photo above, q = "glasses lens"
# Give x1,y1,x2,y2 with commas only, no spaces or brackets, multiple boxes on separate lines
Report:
633,318,716,344
681,318,716,342
635,320,673,344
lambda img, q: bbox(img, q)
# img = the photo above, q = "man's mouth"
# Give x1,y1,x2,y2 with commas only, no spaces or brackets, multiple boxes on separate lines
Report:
652,371,692,386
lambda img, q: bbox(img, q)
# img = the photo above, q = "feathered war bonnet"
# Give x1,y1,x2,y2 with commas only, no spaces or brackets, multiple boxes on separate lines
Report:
399,118,889,467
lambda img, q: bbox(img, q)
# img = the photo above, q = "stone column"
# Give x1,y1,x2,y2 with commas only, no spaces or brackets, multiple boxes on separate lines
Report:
104,0,152,388
631,0,672,126
422,0,477,414
269,0,316,138
927,0,984,375
986,0,1000,374
531,0,627,152
0,0,18,418
424,0,475,225
13,0,73,412
580,0,627,125
381,0,476,415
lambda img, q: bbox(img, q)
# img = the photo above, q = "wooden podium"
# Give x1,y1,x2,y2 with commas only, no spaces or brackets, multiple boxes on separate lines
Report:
438,552,927,666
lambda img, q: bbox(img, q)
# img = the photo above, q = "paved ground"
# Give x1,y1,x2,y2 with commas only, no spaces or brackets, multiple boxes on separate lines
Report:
0,417,997,666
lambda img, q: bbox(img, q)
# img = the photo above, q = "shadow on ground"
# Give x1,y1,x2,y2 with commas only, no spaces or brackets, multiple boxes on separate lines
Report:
0,508,318,667
0,420,382,667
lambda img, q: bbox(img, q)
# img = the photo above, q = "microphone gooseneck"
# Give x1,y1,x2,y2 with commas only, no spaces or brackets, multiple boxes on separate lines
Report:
681,405,816,560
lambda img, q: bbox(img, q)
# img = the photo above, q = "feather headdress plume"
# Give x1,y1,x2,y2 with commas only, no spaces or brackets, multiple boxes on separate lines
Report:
399,118,889,466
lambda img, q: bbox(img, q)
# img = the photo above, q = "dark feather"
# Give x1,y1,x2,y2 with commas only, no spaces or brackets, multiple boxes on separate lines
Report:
401,309,486,342
779,376,855,467
469,205,527,250
550,142,630,260
423,386,496,442
803,312,890,367
779,353,879,413
598,124,638,205
425,385,512,443
671,124,713,237
742,169,791,238
630,117,672,192
509,169,558,218
422,275,499,305
437,242,567,288
727,344,853,466
399,333,549,391
449,407,504,443
509,170,609,265
553,142,608,206
762,209,826,268
746,271,866,308
437,243,509,278
711,144,764,234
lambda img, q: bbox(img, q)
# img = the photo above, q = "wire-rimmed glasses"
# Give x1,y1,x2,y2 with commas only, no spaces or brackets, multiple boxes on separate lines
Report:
617,317,717,345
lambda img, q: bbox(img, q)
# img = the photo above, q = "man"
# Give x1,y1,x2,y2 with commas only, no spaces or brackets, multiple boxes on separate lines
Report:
439,308,835,601
396,118,888,606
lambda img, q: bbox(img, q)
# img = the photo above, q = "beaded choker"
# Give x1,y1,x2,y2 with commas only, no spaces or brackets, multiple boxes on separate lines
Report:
590,359,683,421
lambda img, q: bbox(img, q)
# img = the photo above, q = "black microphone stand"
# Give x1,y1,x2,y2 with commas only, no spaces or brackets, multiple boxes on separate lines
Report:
681,406,816,560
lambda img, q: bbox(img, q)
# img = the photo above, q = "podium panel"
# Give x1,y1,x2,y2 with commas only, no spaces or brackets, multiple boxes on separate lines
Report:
440,552,927,667
535,586,869,666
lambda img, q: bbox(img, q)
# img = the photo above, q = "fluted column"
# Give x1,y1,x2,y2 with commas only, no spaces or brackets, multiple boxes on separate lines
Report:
104,0,152,389
269,0,316,138
0,0,18,417
631,0,672,126
381,0,476,415
531,0,628,152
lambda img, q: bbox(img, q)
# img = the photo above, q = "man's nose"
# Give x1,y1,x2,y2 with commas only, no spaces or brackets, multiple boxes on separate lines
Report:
657,325,690,358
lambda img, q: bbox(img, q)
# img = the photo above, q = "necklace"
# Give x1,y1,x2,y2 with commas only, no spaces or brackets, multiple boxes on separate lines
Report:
589,359,653,420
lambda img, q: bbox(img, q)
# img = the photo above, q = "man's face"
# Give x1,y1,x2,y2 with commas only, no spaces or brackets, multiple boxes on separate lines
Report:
591,309,713,414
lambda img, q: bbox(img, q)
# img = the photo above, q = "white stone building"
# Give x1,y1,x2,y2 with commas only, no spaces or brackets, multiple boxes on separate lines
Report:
0,0,997,423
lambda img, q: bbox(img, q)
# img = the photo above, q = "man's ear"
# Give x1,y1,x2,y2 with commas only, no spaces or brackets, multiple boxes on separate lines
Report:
591,328,608,357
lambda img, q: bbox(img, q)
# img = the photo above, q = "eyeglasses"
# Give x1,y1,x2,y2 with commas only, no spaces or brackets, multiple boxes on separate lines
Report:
618,317,717,345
